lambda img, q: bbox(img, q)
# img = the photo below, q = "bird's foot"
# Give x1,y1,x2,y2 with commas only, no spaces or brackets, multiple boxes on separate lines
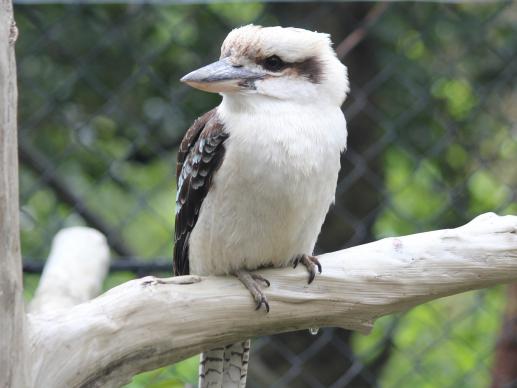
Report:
234,269,270,312
250,272,270,287
293,254,322,284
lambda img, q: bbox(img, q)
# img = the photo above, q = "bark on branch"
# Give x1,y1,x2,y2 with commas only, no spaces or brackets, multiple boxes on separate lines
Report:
26,212,517,388
0,3,25,387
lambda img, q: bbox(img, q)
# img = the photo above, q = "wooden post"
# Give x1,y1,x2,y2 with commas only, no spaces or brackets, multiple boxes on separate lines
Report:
491,283,517,388
0,2,25,387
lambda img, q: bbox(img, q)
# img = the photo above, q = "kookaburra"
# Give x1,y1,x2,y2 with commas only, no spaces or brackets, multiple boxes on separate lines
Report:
174,25,349,388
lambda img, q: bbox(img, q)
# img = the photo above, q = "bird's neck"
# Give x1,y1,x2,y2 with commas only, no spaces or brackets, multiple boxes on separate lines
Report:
217,93,347,155
219,93,336,117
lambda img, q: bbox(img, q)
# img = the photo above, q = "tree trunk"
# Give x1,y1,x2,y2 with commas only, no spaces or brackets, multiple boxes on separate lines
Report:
0,2,25,387
491,283,517,388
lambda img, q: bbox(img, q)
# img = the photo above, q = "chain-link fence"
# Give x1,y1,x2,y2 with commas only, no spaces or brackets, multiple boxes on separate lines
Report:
16,1,517,387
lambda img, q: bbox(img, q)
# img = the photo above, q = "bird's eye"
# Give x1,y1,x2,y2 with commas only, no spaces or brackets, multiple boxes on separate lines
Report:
263,55,285,72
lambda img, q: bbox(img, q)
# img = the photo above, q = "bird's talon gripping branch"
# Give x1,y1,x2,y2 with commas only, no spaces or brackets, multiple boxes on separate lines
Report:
235,269,270,312
251,273,271,287
255,296,270,313
293,254,323,284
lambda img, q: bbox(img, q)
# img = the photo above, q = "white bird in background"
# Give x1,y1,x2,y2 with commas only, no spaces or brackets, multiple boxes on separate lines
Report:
174,24,349,388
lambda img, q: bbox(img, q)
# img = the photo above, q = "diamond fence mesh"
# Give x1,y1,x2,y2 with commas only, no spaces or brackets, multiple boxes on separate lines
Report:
16,1,517,387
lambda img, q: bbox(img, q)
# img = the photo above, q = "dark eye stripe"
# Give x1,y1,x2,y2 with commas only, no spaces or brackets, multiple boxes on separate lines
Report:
255,55,323,84
291,56,323,84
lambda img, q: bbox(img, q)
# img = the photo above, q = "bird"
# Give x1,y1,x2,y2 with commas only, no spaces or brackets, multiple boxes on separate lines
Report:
174,24,349,388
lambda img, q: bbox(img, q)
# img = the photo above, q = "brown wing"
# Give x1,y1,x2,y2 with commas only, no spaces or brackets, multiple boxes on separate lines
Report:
173,109,229,276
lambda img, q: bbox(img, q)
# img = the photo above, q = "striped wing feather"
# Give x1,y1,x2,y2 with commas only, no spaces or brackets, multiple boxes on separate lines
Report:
173,108,228,276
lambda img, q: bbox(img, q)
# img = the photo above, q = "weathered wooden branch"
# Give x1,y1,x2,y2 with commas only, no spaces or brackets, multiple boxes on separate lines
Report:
0,3,25,387
29,227,110,314
23,212,517,388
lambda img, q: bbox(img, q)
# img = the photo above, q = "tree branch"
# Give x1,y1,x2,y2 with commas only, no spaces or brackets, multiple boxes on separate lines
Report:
27,212,517,388
29,227,110,314
335,3,390,59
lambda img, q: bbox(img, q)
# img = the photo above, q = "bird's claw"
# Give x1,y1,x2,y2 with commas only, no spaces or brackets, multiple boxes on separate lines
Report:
255,295,270,312
251,273,270,287
293,254,322,284
235,269,271,313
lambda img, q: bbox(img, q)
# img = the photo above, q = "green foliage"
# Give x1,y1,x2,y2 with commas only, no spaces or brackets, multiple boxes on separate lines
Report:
384,288,503,388
208,2,264,25
352,288,505,388
124,357,199,388
374,147,447,237
372,2,517,237
431,78,478,120
23,274,41,303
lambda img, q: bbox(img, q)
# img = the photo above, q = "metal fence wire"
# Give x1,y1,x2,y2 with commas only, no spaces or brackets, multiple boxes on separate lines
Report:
17,1,517,387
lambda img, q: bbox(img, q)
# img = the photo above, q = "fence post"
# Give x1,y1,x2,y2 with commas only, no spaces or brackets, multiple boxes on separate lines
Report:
0,2,26,387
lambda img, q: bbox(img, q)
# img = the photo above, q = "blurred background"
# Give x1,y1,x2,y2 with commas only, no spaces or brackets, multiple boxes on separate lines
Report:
16,1,517,387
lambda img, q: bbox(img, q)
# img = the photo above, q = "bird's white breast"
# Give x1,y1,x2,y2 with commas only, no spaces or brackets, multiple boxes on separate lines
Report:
188,98,347,275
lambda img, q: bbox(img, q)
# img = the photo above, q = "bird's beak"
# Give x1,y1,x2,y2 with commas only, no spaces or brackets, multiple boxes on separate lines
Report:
180,58,264,93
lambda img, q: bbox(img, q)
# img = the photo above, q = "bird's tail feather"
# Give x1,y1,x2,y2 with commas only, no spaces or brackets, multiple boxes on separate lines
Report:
199,339,250,388
223,340,250,388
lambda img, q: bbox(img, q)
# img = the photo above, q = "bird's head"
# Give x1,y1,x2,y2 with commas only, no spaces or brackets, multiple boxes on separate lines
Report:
181,25,349,107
